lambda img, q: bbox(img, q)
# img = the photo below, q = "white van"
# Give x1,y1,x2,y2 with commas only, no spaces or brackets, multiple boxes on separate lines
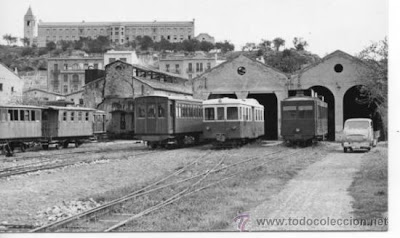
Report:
342,118,377,153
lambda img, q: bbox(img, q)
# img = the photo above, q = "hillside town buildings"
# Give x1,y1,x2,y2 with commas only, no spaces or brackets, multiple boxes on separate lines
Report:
0,63,24,104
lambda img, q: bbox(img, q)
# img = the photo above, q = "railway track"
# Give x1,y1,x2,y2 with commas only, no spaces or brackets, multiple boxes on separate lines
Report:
0,149,159,179
30,149,300,232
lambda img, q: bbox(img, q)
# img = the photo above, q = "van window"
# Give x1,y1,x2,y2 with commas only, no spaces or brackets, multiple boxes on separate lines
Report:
20,110,25,121
345,121,370,129
204,108,215,121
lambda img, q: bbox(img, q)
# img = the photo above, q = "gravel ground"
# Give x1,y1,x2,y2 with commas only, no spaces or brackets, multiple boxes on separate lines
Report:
246,143,382,231
0,141,210,226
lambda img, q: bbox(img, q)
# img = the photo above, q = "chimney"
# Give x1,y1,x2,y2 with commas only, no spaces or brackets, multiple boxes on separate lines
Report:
14,67,18,74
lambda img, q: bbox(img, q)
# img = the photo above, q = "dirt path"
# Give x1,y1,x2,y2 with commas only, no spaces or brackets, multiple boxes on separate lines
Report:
247,144,364,231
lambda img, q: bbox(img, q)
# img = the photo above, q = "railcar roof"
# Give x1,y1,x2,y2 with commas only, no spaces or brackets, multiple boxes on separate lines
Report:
0,104,46,109
345,118,372,122
283,96,321,101
203,98,263,108
135,95,203,103
46,106,97,111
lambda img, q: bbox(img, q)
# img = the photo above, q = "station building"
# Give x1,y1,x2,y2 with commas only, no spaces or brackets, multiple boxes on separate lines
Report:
193,50,378,140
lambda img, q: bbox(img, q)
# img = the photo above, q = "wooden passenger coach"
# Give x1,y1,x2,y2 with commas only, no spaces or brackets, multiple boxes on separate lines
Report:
202,98,265,147
1,104,107,155
41,106,97,148
134,96,203,148
0,105,44,151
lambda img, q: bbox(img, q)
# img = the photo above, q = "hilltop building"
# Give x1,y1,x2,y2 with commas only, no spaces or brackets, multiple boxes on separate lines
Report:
23,7,195,47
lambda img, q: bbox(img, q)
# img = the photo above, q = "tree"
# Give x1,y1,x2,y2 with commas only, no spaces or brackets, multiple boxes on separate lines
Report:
3,34,17,45
136,36,154,51
46,41,57,51
292,37,308,51
215,40,234,53
20,37,30,46
199,40,214,52
356,37,388,139
272,37,285,51
242,42,257,51
258,39,273,52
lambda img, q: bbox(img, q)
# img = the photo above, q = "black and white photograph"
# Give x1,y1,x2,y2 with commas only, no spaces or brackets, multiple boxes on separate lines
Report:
0,0,393,235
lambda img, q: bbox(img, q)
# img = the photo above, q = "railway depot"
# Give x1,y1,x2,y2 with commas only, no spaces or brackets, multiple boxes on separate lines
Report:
193,50,381,141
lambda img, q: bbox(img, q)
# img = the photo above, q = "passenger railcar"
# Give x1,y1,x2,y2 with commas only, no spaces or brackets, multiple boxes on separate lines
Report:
0,104,107,155
134,96,203,148
0,105,44,152
41,106,98,149
202,98,265,147
281,93,328,146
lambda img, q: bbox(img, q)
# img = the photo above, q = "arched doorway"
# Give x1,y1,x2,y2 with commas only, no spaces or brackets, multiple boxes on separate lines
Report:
309,86,336,141
343,85,378,129
247,93,278,140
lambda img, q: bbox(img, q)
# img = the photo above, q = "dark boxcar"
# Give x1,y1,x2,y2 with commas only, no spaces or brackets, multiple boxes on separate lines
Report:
0,105,44,152
134,96,203,148
202,98,264,146
281,96,328,145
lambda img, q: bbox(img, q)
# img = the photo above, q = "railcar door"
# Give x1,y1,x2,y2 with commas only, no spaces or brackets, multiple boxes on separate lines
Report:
42,110,59,139
146,99,157,134
168,100,175,134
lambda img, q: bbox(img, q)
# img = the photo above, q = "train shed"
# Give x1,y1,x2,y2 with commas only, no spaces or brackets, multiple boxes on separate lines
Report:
193,54,288,139
290,50,379,140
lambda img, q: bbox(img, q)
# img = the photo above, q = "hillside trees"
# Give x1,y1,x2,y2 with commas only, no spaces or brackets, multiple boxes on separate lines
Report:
356,37,388,138
3,34,17,45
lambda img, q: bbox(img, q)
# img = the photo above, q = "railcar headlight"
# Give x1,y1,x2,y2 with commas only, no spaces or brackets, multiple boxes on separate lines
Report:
206,126,211,131
231,126,237,130
295,128,300,132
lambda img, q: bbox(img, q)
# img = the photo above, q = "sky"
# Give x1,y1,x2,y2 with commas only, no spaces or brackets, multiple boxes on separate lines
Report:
0,0,388,57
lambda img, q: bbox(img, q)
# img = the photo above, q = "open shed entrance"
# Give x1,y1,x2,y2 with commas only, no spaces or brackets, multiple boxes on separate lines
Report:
247,93,278,140
342,85,384,139
309,86,336,141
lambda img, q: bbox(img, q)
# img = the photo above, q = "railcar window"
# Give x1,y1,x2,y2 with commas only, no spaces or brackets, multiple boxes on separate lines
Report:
283,106,297,111
138,105,146,118
158,104,165,118
85,112,89,121
170,104,174,117
298,105,313,118
78,112,83,121
71,112,75,121
31,110,36,121
25,110,30,121
20,110,25,121
63,112,67,121
217,107,225,120
14,110,19,121
204,108,215,121
227,107,239,120
148,104,156,118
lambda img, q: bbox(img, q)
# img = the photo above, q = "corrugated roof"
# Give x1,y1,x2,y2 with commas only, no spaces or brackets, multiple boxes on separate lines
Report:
134,76,192,95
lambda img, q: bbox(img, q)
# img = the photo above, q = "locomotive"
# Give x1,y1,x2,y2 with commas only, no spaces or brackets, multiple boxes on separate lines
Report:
281,90,328,146
0,104,106,155
134,95,203,148
202,98,265,147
